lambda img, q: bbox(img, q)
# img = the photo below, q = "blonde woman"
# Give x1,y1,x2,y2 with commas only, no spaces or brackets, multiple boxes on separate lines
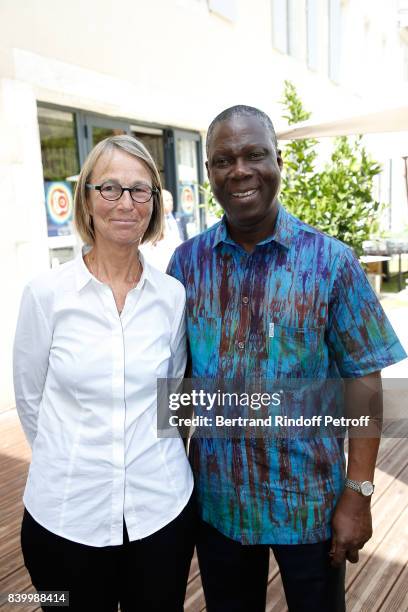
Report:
13,135,195,611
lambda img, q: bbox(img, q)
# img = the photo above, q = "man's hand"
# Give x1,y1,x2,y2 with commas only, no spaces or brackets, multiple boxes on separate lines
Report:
329,371,381,567
330,487,373,567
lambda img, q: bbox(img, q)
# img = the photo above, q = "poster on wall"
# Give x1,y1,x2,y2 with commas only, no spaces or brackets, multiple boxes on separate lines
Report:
179,183,199,238
44,181,74,237
179,183,196,215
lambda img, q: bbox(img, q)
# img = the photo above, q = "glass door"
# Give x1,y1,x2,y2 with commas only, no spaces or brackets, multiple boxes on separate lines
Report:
131,125,166,188
82,115,130,156
172,130,204,238
38,105,80,266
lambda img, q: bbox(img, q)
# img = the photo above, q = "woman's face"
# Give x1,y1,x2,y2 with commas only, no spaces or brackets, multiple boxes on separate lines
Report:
88,148,154,249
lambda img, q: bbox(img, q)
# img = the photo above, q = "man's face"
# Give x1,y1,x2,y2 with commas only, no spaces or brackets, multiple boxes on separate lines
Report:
206,115,282,230
162,189,174,215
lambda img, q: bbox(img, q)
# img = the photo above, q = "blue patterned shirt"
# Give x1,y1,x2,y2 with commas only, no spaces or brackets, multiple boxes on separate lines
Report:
167,205,406,544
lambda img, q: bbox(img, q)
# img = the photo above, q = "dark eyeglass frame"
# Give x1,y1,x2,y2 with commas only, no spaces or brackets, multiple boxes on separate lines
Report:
86,181,159,203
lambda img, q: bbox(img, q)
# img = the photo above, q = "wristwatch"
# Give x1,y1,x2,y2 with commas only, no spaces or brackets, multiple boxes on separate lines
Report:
345,478,375,497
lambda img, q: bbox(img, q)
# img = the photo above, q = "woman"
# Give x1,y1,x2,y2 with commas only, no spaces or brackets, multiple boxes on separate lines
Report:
13,135,195,611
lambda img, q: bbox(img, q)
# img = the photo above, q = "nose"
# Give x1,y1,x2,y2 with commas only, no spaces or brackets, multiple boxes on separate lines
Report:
117,189,134,211
231,157,252,178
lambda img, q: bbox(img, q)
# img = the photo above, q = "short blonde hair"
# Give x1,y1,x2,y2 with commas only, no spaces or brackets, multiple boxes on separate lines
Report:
74,135,163,245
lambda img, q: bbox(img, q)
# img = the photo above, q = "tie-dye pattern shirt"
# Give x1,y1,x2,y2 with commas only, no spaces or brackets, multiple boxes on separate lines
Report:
167,205,406,544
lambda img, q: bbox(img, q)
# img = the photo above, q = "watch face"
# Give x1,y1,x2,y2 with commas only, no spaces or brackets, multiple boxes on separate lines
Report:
361,481,374,496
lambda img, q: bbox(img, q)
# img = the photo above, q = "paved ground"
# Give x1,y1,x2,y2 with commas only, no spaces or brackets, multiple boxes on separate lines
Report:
381,290,408,378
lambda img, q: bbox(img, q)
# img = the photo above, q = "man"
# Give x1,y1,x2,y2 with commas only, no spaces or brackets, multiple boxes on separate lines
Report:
162,189,184,246
167,105,406,611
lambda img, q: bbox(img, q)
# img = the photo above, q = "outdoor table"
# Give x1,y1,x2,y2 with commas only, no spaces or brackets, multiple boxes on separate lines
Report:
360,256,391,294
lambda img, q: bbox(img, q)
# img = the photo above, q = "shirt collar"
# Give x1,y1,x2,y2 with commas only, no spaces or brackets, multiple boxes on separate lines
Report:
75,248,93,291
213,203,295,250
75,246,155,292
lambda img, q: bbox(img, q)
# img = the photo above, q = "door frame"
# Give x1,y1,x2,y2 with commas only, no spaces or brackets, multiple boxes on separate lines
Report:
78,113,131,161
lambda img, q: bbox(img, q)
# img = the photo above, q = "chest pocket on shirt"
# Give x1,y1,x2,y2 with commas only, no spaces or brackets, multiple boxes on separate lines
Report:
267,324,325,378
187,316,221,377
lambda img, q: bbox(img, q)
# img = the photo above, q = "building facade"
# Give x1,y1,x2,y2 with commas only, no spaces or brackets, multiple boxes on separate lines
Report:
1,0,408,411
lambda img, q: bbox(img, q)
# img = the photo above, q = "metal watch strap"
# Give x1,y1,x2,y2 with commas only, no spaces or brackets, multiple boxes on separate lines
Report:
345,478,375,496
345,478,361,493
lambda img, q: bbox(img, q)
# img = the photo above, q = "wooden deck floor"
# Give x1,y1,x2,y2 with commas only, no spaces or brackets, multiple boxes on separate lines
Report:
1,411,408,611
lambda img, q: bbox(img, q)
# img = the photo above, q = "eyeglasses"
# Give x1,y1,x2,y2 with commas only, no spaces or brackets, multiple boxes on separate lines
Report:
86,181,159,203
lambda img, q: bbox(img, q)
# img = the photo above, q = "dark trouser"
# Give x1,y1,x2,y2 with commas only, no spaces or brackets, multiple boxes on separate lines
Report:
197,518,346,612
21,495,196,612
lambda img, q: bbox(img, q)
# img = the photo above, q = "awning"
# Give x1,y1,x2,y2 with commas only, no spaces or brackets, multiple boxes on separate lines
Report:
276,106,408,141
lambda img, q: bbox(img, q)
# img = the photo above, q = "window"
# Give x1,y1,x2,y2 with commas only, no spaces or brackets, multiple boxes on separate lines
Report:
272,0,307,60
38,106,79,181
208,0,237,22
306,0,319,70
288,0,307,60
271,0,289,54
328,0,342,82
37,106,80,259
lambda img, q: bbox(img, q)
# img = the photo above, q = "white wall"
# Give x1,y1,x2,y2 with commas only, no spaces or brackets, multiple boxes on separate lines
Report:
0,0,379,130
1,0,408,410
0,78,49,411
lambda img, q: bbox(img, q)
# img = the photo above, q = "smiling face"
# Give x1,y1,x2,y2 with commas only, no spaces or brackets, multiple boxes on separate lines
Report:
87,148,154,249
206,115,282,235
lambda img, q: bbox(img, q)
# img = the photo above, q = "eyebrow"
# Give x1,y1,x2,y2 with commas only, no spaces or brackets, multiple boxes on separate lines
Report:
97,178,152,187
211,144,271,157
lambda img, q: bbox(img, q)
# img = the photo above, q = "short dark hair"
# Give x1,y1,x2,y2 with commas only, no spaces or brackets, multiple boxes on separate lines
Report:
206,105,278,156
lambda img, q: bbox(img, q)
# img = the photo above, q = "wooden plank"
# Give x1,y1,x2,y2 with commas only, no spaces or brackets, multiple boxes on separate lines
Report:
345,505,408,611
375,434,407,467
265,572,288,612
345,432,404,472
0,566,33,605
346,461,408,588
0,441,31,459
0,502,25,532
368,438,408,517
1,409,407,612
0,453,30,470
380,563,408,611
0,470,28,496
0,585,37,612
184,573,205,612
0,479,28,506
187,551,200,582
0,523,24,560
0,436,30,453
0,474,27,499
0,547,25,581
0,530,24,563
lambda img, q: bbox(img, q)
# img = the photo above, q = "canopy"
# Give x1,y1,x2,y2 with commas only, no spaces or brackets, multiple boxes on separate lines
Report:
276,106,408,141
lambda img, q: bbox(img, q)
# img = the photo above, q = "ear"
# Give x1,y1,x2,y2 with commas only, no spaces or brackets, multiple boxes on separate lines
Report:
205,160,210,179
276,149,283,170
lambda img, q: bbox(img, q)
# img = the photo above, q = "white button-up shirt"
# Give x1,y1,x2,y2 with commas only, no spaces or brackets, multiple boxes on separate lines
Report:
13,250,193,547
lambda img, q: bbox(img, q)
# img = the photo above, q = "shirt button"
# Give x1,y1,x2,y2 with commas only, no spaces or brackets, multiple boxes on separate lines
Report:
238,341,245,350
242,296,249,305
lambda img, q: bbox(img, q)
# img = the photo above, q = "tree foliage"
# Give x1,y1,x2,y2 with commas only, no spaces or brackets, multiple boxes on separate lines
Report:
200,180,223,219
280,80,383,255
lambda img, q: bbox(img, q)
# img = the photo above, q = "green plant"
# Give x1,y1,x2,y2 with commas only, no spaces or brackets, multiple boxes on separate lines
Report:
199,180,223,219
280,80,384,256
